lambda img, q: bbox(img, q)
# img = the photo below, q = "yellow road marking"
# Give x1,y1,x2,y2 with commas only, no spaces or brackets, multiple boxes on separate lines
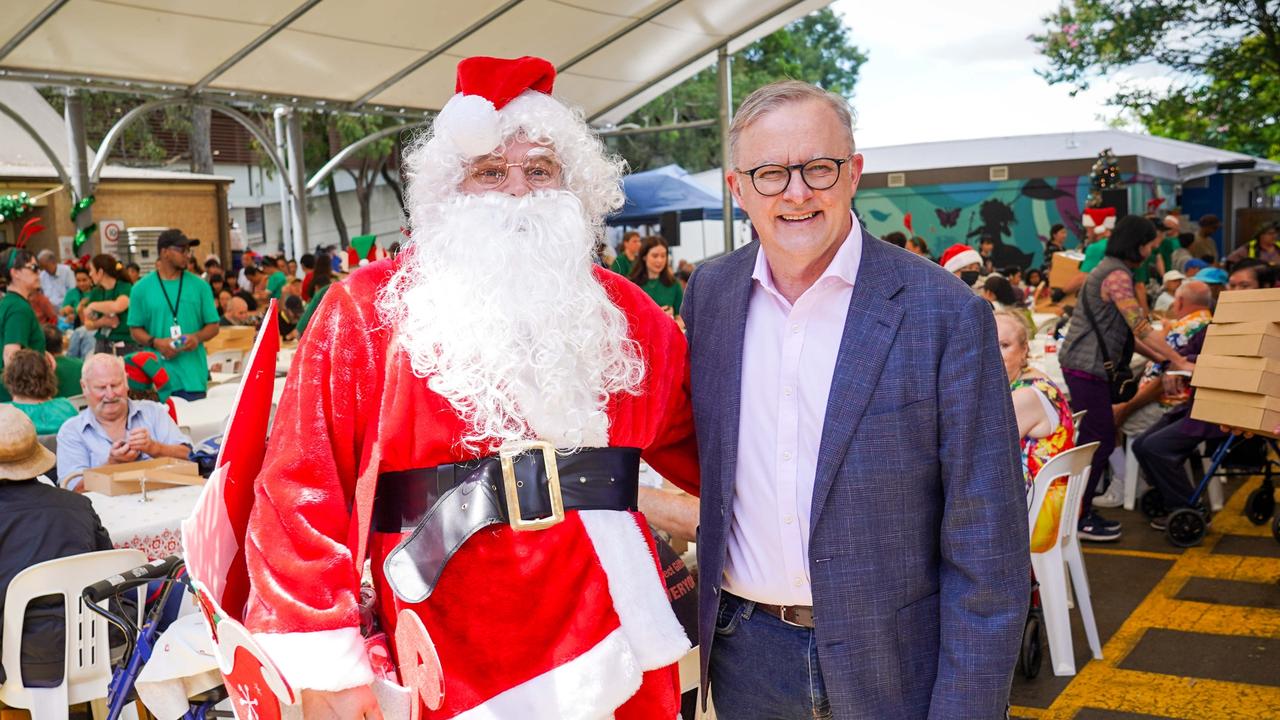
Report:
1082,547,1181,561
1008,705,1045,718
1042,476,1280,718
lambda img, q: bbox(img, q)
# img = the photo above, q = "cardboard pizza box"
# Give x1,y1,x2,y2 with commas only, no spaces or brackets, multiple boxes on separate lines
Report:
203,325,257,354
1200,331,1280,360
1191,356,1280,397
1048,251,1085,291
1190,390,1280,439
1210,288,1280,323
1204,321,1280,338
82,458,202,496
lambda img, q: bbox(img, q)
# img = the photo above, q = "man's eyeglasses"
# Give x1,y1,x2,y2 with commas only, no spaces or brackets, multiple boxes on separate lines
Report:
467,147,562,189
735,156,853,197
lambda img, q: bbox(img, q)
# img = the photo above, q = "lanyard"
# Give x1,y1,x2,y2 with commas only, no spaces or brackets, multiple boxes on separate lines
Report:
156,272,185,325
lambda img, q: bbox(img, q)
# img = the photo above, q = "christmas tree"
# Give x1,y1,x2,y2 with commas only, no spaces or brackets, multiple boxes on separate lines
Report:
1087,148,1121,208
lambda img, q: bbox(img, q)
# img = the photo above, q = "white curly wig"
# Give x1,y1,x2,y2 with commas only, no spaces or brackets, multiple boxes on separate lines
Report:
402,90,626,235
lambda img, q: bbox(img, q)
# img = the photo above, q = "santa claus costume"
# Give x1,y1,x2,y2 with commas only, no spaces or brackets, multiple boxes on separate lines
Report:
243,56,700,720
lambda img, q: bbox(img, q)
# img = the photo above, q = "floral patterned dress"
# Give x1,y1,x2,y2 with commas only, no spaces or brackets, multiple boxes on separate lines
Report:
1012,375,1075,552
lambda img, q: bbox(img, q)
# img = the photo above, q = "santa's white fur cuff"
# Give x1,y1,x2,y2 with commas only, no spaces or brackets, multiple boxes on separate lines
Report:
253,627,375,692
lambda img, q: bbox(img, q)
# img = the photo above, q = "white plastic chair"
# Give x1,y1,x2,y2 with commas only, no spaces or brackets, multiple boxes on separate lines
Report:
1026,442,1102,677
1,549,147,720
1070,410,1086,444
205,349,244,375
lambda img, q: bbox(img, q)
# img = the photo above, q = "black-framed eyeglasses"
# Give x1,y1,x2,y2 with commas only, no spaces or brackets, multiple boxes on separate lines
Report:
735,156,853,197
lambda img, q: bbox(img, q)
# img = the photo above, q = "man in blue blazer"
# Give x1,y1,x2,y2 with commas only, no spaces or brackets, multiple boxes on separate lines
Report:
683,80,1030,719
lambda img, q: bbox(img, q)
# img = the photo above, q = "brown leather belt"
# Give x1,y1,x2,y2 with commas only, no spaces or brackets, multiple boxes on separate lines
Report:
754,601,815,628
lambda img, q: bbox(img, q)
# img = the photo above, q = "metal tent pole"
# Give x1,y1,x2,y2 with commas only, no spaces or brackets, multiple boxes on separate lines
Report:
64,88,94,255
285,109,309,261
273,106,295,258
717,45,734,255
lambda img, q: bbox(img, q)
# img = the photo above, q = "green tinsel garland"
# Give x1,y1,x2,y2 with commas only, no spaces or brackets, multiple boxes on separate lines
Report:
0,192,33,223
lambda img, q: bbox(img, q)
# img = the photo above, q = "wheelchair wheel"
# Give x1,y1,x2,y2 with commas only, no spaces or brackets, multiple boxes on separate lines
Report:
1167,508,1208,548
1140,488,1166,519
1019,614,1042,680
1245,487,1275,526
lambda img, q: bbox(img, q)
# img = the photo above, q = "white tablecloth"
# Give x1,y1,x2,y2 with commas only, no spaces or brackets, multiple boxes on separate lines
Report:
175,381,286,443
89,485,205,560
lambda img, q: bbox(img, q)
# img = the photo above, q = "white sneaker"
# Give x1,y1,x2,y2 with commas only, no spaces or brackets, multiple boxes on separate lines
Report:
1093,480,1125,508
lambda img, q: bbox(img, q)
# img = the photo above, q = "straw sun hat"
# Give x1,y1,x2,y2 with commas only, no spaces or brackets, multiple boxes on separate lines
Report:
0,405,57,481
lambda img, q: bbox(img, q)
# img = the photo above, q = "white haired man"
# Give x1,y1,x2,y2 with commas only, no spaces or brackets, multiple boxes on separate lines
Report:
241,56,698,719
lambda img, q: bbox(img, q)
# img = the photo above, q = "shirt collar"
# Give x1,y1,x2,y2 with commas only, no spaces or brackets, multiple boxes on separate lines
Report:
79,399,142,432
751,210,862,297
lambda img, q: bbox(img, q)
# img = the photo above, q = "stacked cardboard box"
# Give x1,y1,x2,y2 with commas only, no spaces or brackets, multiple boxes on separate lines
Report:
1035,250,1086,314
1190,288,1280,438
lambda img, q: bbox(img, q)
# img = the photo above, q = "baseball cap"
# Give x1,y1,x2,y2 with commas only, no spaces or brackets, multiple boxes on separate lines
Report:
1196,267,1229,285
156,228,199,250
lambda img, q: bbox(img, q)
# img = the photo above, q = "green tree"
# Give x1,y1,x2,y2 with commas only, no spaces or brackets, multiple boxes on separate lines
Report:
611,7,867,173
38,89,195,165
1031,0,1280,160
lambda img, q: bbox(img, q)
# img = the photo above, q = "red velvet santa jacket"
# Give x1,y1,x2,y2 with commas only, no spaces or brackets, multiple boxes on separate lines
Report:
243,259,700,719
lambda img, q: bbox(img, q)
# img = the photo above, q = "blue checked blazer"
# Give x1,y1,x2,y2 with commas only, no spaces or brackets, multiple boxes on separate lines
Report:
683,229,1031,719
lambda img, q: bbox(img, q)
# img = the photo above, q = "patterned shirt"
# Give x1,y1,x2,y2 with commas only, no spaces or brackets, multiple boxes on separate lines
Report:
1140,308,1211,407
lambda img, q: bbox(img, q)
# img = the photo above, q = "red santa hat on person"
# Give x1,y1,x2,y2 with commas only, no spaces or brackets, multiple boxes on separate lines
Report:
1081,206,1117,231
432,56,557,157
940,243,983,274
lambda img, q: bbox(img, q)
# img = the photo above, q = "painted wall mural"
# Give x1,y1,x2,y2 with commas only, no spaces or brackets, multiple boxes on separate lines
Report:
854,172,1179,268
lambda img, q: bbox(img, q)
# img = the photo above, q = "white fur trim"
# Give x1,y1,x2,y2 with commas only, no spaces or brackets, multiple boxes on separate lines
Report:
253,627,375,692
452,627,641,720
435,93,502,157
579,510,691,669
942,248,983,274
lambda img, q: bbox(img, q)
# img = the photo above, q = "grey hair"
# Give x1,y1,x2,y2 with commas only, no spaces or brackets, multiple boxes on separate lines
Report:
36,249,55,262
992,309,1028,349
80,353,125,386
1175,279,1213,309
728,80,856,167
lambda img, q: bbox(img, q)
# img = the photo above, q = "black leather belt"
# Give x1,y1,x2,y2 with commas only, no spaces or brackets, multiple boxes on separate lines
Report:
379,442,640,603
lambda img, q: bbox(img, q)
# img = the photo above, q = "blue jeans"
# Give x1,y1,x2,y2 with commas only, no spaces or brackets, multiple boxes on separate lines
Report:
708,592,832,720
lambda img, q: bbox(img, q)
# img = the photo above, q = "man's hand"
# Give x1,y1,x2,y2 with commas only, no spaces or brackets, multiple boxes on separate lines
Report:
154,337,179,359
179,335,199,352
126,427,155,456
108,440,140,464
300,686,383,720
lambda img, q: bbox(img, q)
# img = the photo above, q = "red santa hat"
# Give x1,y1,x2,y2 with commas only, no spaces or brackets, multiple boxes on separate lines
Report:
940,243,982,273
433,56,557,157
1081,206,1117,231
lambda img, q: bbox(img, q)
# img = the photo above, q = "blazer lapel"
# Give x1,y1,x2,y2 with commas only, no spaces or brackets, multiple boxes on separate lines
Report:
714,244,758,517
810,231,905,526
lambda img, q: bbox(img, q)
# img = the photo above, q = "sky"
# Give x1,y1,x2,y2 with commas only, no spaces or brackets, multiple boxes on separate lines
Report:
831,0,1165,149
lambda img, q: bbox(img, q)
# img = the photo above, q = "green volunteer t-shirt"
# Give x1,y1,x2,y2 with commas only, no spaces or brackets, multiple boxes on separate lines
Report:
13,398,78,434
639,278,683,316
86,281,134,344
55,354,83,398
611,255,634,278
61,286,84,310
127,271,220,395
0,290,47,402
267,271,288,299
1079,240,1153,284
296,283,332,336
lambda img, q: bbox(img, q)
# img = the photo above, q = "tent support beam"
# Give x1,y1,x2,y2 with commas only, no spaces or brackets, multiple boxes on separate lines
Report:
0,98,72,189
596,119,716,137
0,0,71,63
557,0,685,73
307,121,426,192
718,45,734,255
274,107,295,258
190,0,323,92
284,108,309,260
350,0,525,109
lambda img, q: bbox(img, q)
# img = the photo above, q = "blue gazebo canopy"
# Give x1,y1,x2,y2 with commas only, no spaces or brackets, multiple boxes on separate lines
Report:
609,164,745,225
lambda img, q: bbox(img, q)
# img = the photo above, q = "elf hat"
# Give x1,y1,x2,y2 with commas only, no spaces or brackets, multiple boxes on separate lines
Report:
940,244,982,274
125,351,171,393
433,56,557,158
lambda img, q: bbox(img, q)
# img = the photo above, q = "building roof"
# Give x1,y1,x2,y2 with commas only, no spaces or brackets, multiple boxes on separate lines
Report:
859,129,1280,180
0,162,233,183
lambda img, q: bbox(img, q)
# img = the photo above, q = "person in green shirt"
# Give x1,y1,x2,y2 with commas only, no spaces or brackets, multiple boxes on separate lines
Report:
627,236,683,318
2,348,77,434
83,254,135,352
58,266,93,329
1,248,48,403
41,326,83,398
610,230,642,277
266,255,289,299
127,229,221,401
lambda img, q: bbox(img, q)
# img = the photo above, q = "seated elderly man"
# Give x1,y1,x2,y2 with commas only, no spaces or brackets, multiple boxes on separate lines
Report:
218,295,260,327
55,353,192,489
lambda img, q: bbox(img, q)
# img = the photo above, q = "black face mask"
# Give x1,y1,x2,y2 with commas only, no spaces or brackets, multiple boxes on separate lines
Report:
959,270,980,286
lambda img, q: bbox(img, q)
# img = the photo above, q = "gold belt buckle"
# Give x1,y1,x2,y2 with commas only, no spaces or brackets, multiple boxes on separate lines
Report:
498,440,564,531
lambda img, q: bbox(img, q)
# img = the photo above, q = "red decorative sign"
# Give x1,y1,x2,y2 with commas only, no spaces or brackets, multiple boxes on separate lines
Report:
394,610,445,717
224,646,283,720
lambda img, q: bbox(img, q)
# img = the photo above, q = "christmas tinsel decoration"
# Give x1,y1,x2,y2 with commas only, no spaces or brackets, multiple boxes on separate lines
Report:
71,195,96,253
0,192,34,223
1087,148,1122,208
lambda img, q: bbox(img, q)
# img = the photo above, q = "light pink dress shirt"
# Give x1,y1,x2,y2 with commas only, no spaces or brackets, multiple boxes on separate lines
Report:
722,214,862,606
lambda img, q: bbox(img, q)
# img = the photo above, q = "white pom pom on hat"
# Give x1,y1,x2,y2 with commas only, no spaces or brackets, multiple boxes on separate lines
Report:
433,56,557,157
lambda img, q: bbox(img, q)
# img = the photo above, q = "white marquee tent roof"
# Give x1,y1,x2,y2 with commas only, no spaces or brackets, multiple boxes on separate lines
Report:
0,0,829,125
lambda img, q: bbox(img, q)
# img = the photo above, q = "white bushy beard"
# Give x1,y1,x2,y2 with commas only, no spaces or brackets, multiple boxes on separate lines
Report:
378,190,644,453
